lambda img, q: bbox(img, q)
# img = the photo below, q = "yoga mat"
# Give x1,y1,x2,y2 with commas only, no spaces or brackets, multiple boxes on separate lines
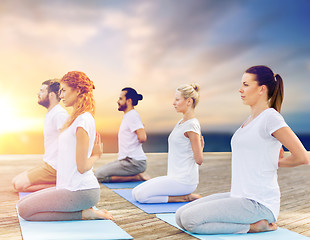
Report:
19,192,32,199
156,213,310,240
18,215,133,240
17,193,133,239
113,189,188,214
102,181,144,189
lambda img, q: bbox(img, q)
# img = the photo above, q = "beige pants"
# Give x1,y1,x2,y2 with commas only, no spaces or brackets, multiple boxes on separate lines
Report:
27,162,56,184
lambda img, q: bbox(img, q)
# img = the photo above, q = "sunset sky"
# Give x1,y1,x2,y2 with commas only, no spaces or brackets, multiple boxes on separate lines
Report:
0,0,309,151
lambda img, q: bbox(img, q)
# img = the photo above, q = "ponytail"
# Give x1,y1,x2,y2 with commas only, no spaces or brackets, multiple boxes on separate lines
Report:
269,74,284,112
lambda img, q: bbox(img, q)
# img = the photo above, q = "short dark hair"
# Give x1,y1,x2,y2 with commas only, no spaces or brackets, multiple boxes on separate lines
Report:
42,79,61,101
122,87,143,106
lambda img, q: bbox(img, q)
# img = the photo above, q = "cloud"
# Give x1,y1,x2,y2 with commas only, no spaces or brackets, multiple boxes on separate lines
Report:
0,0,309,136
0,5,99,47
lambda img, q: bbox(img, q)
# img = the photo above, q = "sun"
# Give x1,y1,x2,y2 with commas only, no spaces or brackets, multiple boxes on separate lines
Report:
0,95,45,135
0,96,20,134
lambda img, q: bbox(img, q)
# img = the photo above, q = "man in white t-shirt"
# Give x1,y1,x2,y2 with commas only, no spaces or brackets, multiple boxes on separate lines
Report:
95,87,150,182
12,80,68,192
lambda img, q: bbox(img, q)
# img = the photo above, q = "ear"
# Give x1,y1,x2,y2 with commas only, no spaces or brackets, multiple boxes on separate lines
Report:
259,85,267,95
126,98,133,106
48,91,55,99
187,97,193,106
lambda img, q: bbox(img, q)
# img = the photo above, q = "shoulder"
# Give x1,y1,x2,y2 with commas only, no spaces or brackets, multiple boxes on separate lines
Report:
126,109,141,120
55,105,69,116
192,118,200,125
129,109,140,116
263,108,285,121
184,118,201,133
49,105,68,119
186,118,200,127
75,112,95,125
78,112,94,120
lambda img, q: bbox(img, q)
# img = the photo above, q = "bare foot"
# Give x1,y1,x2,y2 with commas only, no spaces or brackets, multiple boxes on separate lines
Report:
82,208,114,220
168,193,202,202
249,219,277,233
137,172,151,181
186,193,202,201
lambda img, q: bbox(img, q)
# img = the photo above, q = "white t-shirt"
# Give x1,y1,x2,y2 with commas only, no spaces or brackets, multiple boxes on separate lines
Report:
230,108,288,219
167,118,201,185
118,109,146,161
43,104,68,169
56,112,99,191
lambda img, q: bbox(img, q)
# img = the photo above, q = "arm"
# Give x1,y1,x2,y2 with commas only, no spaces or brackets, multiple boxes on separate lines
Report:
186,131,204,165
273,127,309,167
76,128,102,174
135,128,147,143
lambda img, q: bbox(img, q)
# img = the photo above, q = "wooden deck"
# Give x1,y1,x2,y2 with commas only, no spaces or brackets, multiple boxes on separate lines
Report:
0,152,310,239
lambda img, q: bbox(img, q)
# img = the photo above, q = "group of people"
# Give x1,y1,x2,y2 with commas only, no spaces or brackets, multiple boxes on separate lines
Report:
12,65,309,235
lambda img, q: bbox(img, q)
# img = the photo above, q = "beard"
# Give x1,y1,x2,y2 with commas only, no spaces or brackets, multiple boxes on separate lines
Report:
38,95,50,108
118,102,127,112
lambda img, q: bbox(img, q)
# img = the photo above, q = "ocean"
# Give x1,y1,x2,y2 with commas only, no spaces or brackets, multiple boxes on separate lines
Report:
0,132,309,154
142,132,234,153
141,132,310,153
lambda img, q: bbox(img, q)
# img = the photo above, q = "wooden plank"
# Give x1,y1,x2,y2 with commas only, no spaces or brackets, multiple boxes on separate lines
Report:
0,152,310,239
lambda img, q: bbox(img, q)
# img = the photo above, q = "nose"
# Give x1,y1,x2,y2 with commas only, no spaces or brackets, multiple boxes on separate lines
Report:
239,86,243,93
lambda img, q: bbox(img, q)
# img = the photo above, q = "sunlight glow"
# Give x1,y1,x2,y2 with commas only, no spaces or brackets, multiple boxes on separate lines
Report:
0,96,43,134
0,96,17,134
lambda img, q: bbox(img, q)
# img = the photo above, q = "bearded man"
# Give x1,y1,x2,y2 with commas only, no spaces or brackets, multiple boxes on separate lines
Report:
95,87,150,183
12,80,68,192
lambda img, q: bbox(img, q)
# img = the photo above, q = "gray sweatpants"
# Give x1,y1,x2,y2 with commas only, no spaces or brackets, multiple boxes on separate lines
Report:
175,192,276,234
17,187,100,221
95,157,146,182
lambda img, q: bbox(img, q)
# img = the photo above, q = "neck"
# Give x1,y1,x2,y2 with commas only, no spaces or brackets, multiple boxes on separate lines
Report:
182,108,195,121
47,101,58,112
250,101,269,118
124,106,134,114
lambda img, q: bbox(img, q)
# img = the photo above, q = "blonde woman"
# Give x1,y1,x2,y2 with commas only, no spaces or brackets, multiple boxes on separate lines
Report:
17,71,113,221
132,83,204,203
176,65,309,234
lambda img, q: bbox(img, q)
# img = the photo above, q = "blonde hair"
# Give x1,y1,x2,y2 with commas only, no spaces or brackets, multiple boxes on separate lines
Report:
60,71,95,130
177,83,200,108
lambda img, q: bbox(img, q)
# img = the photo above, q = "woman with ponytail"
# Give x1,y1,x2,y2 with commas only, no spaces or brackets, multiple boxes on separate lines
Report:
17,71,113,221
132,83,204,203
176,65,309,235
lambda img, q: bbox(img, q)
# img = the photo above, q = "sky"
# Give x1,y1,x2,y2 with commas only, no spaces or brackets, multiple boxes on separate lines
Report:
0,0,309,145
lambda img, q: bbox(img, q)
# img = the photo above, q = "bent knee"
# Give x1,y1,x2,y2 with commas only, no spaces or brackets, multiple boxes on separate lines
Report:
175,211,184,229
135,196,148,203
17,203,31,220
132,191,148,203
12,181,27,192
178,212,198,233
12,173,31,192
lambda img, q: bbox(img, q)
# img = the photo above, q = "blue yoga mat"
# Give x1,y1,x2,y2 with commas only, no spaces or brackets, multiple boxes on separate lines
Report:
113,189,188,214
17,193,133,239
156,213,310,240
18,215,133,240
19,192,32,199
102,181,144,189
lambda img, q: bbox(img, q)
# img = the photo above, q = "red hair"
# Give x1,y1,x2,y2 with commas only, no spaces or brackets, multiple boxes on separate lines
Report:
60,71,95,130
